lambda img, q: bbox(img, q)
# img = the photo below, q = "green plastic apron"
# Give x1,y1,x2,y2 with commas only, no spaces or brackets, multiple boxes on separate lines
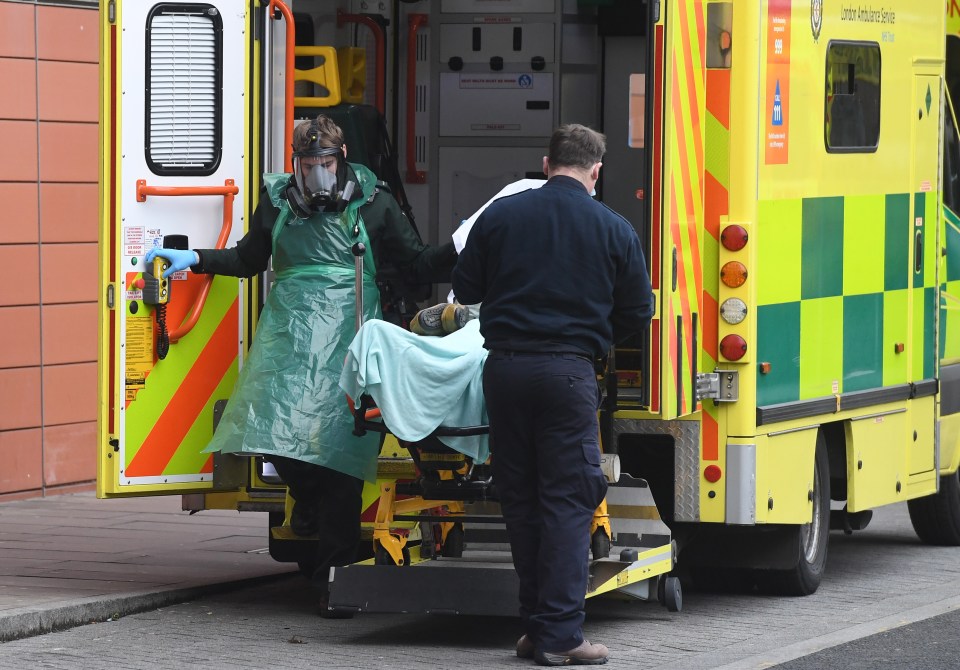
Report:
204,166,382,481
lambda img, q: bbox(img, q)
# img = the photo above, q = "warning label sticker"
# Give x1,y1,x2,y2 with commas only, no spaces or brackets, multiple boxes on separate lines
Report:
459,74,534,89
124,227,145,258
124,317,153,402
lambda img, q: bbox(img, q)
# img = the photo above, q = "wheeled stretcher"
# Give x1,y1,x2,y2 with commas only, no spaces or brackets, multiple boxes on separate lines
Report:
328,243,682,616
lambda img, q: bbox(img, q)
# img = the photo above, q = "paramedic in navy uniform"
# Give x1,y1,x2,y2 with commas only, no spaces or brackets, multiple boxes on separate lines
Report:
452,124,654,666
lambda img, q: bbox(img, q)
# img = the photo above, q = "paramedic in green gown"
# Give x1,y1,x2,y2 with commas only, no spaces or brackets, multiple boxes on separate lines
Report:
145,115,457,613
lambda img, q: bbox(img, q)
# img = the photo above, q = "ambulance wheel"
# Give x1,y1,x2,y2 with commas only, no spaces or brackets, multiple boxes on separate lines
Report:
907,469,960,545
374,543,411,566
591,528,611,560
441,523,465,558
659,576,682,612
756,432,830,596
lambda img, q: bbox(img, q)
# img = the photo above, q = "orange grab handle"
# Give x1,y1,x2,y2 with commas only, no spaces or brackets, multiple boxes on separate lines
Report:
269,0,296,172
135,179,239,343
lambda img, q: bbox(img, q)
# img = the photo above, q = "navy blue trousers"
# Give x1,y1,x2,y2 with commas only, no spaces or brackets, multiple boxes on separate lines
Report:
483,351,608,653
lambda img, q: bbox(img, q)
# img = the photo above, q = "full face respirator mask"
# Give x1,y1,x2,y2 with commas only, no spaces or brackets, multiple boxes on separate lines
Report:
286,132,355,218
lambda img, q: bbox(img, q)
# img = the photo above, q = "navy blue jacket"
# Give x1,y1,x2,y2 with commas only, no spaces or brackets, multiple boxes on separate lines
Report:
451,175,655,358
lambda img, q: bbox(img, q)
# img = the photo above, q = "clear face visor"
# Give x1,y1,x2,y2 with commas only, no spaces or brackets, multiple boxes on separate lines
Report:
292,146,346,209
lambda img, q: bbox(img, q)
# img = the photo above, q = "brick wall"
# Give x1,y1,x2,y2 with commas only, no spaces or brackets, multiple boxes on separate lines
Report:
0,2,99,500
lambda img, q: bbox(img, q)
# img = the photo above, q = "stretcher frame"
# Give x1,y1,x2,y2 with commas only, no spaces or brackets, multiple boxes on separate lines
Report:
334,373,680,614
328,243,682,616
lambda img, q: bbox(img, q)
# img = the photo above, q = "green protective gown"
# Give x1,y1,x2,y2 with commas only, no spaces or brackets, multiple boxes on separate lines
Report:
204,166,382,482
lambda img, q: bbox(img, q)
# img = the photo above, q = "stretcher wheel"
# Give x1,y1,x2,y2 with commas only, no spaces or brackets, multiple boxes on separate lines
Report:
659,575,682,612
374,542,410,566
441,523,465,558
591,528,611,560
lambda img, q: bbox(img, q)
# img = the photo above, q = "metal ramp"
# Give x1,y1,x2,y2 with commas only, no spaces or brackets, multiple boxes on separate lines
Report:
328,475,681,615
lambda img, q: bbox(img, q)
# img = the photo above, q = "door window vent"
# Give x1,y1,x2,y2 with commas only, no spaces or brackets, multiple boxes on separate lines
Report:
146,5,223,175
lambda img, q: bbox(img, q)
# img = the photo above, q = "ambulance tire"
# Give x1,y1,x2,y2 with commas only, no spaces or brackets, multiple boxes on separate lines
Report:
907,470,960,546
755,433,830,596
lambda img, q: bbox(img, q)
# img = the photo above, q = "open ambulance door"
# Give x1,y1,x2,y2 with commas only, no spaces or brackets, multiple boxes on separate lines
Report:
651,0,706,420
97,0,254,497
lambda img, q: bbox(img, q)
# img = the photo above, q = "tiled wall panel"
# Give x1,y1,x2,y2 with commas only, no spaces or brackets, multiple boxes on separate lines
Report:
0,183,40,244
40,243,98,304
37,6,98,63
0,367,41,431
42,302,96,365
0,58,37,119
0,3,35,59
42,362,96,427
0,120,39,182
0,244,40,306
43,421,96,486
41,183,98,243
0,428,42,495
0,2,100,497
0,305,41,368
39,122,98,183
38,61,98,123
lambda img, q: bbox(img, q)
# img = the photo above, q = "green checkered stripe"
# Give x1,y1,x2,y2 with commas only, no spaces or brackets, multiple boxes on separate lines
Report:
755,193,939,406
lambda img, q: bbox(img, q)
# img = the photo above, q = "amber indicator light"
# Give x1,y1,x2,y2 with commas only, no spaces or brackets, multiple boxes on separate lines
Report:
721,261,748,288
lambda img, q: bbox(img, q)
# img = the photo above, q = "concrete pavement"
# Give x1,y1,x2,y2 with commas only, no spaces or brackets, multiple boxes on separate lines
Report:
0,491,295,642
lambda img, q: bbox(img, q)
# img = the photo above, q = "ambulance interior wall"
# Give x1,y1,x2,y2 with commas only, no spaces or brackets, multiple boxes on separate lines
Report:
0,1,99,501
289,1,649,304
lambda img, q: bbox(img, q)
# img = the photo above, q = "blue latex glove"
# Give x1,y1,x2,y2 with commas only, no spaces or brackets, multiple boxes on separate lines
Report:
144,247,199,279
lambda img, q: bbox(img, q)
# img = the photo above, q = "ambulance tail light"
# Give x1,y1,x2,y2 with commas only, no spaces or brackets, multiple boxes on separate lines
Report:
720,224,748,251
720,261,747,288
720,334,747,361
718,223,749,362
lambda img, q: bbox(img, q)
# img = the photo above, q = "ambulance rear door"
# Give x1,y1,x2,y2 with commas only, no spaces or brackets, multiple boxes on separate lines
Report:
97,0,254,497
652,0,706,419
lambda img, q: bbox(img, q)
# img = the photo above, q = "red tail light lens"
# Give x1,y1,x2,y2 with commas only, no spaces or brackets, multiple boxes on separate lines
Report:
721,224,748,251
720,334,747,361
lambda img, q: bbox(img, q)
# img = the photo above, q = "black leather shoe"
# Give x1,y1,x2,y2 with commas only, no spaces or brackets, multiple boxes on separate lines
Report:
517,634,535,659
535,640,609,666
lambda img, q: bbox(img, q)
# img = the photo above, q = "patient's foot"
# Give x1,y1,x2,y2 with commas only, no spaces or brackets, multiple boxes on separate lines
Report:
410,303,446,336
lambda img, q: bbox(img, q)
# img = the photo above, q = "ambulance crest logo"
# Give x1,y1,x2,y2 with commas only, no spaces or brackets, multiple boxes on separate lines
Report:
811,0,823,41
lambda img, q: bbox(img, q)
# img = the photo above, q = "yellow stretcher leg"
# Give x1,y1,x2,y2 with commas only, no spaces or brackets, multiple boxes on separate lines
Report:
373,482,409,565
591,426,614,552
591,498,612,541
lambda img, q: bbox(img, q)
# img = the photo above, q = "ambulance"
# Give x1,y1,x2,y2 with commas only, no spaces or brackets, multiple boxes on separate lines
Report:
97,0,960,612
